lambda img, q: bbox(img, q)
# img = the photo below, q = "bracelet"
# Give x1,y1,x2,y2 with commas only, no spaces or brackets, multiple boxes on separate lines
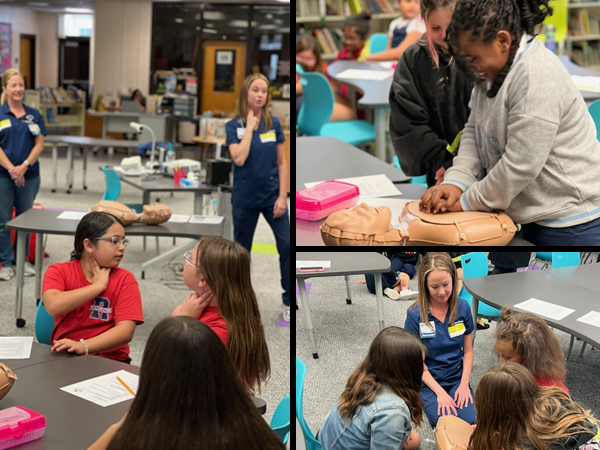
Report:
79,338,89,356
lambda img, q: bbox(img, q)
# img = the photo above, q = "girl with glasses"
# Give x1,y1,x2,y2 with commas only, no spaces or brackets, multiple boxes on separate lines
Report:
172,236,270,395
41,211,143,363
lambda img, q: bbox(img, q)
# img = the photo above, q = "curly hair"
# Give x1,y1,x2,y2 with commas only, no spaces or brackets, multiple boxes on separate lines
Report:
446,0,552,98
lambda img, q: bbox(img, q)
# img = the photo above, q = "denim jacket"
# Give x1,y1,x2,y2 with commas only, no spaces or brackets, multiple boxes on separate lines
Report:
318,387,412,450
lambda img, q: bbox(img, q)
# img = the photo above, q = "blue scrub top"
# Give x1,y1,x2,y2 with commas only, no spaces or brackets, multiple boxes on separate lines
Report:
225,116,285,209
0,102,47,180
404,297,474,387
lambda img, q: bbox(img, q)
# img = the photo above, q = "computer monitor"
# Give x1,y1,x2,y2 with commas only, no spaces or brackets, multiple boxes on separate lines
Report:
121,100,141,113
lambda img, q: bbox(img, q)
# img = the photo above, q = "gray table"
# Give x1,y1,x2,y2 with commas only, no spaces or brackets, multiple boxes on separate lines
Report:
328,61,394,160
1,344,266,450
464,265,600,356
6,209,224,328
296,137,409,192
296,417,306,450
559,55,600,102
2,343,71,371
87,110,173,141
296,252,390,359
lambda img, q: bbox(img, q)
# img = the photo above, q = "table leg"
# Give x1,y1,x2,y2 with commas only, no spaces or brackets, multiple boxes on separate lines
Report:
374,273,385,330
140,239,196,279
52,143,58,193
15,231,26,327
66,146,73,194
35,233,43,305
82,147,88,190
193,192,203,215
374,108,387,162
297,278,319,359
344,275,352,304
471,296,479,343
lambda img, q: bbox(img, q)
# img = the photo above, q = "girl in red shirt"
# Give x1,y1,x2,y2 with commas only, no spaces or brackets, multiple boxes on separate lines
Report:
42,211,144,362
172,236,270,394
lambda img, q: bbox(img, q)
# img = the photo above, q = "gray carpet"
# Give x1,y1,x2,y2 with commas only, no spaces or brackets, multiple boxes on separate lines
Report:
0,147,290,425
297,267,600,449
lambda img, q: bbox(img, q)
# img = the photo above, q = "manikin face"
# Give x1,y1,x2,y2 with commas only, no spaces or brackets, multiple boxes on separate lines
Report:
426,270,453,304
457,30,512,83
2,74,24,104
182,244,210,295
85,222,127,268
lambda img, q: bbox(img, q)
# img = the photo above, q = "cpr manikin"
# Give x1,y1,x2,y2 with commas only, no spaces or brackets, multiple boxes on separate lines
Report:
321,201,517,246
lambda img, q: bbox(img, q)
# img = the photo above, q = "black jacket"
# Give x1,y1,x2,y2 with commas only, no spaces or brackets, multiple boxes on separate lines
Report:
389,35,473,187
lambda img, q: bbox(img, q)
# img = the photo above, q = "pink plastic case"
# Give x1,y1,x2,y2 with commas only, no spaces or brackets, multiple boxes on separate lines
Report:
296,180,360,221
0,407,46,449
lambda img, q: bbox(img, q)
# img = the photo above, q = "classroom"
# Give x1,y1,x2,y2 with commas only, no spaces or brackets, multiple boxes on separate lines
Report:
296,0,600,246
296,251,600,450
0,0,290,448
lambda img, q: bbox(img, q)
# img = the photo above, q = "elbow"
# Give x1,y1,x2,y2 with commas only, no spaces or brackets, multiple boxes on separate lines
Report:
42,298,60,317
233,157,246,167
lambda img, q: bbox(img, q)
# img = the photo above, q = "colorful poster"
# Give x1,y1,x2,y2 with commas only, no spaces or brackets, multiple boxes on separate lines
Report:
0,23,11,73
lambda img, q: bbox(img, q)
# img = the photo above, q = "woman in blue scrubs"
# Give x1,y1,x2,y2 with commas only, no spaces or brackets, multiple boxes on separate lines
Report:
225,74,290,322
404,252,476,428
0,69,46,281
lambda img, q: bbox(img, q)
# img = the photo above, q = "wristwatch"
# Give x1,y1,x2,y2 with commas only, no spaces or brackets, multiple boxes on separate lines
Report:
23,160,30,167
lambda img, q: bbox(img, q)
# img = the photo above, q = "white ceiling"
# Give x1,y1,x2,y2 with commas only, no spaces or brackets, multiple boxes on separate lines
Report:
0,0,289,14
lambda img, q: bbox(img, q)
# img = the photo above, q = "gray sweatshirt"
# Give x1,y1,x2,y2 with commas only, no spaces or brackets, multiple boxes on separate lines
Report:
442,35,600,227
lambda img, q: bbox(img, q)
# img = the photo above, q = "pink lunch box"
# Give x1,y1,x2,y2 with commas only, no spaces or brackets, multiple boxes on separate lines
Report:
296,180,360,221
0,407,46,449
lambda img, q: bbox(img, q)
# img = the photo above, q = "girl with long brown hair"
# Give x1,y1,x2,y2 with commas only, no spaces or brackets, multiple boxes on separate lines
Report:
87,316,284,450
318,327,425,450
172,236,270,394
471,363,597,450
404,252,476,428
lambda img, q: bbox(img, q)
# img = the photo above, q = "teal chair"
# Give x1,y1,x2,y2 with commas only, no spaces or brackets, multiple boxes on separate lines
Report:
588,100,600,142
369,33,389,54
459,252,501,319
296,357,323,450
296,64,306,131
101,165,158,253
35,302,54,345
270,395,290,444
297,71,376,146
392,155,427,186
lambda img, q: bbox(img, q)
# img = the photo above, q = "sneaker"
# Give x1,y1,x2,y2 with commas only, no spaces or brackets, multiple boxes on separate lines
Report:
24,262,36,277
282,307,290,322
0,266,15,281
384,287,401,300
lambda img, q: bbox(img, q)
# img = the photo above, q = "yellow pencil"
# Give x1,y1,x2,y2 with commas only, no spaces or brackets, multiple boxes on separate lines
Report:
117,376,135,396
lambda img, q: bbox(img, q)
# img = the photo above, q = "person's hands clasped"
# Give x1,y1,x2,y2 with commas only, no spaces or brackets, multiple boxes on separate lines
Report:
454,383,473,409
436,390,458,417
419,184,463,214
9,164,27,187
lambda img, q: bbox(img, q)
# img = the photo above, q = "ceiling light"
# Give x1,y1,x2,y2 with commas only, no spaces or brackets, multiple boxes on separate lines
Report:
175,18,184,23
65,8,93,13
28,2,50,6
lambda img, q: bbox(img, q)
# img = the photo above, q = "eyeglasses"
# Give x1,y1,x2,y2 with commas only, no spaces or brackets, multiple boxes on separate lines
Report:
183,250,196,268
343,35,361,42
95,236,129,247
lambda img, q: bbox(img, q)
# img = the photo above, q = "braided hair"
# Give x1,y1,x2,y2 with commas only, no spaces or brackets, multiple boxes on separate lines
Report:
446,0,552,98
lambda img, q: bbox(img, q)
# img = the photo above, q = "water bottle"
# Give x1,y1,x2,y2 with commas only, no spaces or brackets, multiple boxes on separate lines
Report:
165,143,176,163
545,24,556,54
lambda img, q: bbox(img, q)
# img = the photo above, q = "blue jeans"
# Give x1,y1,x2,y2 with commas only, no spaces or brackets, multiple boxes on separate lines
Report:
365,255,415,294
232,204,290,306
0,176,41,267
420,381,476,428
522,217,600,245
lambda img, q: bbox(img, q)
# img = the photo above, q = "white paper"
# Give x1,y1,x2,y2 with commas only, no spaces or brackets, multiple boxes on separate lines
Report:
189,215,224,224
377,61,397,70
513,298,575,321
57,211,88,220
0,337,33,359
335,69,392,81
571,75,600,92
60,370,139,407
305,174,402,199
168,214,191,223
296,261,331,269
576,311,600,328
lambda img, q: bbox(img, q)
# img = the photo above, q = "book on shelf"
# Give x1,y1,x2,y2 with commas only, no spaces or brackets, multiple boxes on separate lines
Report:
35,86,85,105
297,0,399,17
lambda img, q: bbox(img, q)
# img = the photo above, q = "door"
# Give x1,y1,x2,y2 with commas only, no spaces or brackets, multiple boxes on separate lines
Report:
201,41,247,115
20,34,36,89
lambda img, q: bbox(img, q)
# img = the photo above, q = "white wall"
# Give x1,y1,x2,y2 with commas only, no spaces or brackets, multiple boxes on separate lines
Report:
0,6,58,87
93,0,152,104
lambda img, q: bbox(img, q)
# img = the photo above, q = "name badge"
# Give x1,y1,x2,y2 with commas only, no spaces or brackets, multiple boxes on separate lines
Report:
260,131,276,143
419,321,436,339
0,119,11,132
448,322,466,338
236,128,246,140
28,124,41,135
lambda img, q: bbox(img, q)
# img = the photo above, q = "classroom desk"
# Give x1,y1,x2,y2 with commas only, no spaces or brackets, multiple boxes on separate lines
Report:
6,209,224,328
328,61,394,161
296,136,409,192
296,252,390,358
463,265,600,355
559,55,600,102
2,343,71,371
1,344,267,450
296,417,306,450
87,110,173,141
